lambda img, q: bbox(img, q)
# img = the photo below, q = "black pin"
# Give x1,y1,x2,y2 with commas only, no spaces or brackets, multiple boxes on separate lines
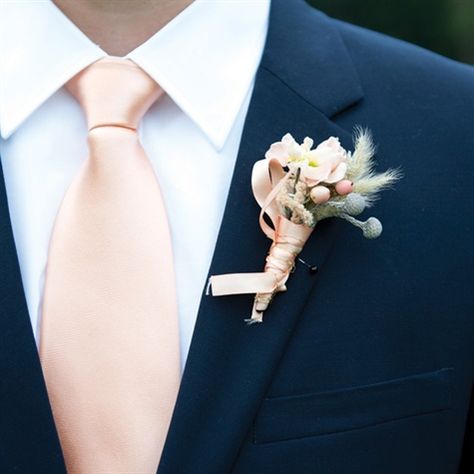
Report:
298,257,318,274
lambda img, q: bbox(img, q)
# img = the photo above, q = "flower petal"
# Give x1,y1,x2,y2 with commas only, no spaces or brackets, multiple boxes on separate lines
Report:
302,136,314,151
281,133,296,145
300,161,332,186
313,137,347,164
325,162,348,183
288,141,303,160
265,142,290,165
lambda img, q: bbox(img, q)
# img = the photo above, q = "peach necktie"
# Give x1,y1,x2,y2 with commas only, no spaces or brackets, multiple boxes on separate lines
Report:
39,57,181,473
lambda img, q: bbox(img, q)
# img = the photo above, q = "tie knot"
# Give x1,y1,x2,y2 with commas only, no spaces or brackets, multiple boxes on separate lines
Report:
66,57,162,132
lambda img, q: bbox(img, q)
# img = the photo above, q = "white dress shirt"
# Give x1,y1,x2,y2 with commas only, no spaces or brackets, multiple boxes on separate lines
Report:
0,0,270,370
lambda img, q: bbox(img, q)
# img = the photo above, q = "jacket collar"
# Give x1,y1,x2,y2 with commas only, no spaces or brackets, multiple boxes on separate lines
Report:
262,0,363,117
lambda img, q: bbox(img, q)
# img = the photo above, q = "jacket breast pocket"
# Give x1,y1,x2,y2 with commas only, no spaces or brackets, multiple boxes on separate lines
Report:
253,367,453,444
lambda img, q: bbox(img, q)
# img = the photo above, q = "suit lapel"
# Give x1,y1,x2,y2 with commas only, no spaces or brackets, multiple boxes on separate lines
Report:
158,2,364,473
0,158,66,471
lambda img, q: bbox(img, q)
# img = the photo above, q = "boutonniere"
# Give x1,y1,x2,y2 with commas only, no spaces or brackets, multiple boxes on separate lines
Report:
207,128,401,324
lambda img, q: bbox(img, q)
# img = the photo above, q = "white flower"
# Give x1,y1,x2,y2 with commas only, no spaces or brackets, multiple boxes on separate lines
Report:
265,134,348,186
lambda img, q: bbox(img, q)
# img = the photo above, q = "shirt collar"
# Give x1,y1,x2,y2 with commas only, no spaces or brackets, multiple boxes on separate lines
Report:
0,0,270,149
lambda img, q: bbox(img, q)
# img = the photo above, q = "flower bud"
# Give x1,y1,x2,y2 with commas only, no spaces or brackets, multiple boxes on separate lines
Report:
335,179,353,195
310,185,330,204
342,193,366,216
363,217,383,239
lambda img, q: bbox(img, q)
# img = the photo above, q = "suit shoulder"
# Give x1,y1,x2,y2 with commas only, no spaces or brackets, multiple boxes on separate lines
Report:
330,16,474,99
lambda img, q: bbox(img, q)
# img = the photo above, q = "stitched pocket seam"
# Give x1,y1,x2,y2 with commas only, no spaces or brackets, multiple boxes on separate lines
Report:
253,403,452,445
253,367,453,444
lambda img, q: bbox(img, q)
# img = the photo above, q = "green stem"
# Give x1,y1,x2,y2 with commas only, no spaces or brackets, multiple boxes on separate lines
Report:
293,167,301,194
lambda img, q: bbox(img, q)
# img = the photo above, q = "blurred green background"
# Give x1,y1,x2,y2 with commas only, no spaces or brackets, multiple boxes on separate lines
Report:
308,0,474,64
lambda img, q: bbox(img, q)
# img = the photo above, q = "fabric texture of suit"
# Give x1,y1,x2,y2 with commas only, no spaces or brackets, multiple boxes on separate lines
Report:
0,0,473,472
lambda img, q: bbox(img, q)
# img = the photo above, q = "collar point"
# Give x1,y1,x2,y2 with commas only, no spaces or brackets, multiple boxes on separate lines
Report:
207,131,228,152
0,121,16,141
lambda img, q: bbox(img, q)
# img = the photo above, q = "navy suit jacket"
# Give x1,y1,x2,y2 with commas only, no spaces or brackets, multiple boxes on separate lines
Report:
1,1,473,472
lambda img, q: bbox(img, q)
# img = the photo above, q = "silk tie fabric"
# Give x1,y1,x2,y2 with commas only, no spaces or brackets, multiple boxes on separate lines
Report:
39,57,181,473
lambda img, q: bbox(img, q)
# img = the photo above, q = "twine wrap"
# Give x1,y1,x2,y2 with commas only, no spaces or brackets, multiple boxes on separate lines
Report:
208,158,314,323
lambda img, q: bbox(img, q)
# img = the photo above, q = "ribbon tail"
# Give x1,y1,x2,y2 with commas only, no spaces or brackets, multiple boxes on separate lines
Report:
207,272,278,296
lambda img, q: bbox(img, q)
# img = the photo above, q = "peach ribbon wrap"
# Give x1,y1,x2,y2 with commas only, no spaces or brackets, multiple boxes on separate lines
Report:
207,158,314,323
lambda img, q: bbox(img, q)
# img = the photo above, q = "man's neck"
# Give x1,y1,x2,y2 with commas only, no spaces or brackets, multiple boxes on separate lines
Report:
53,0,194,56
